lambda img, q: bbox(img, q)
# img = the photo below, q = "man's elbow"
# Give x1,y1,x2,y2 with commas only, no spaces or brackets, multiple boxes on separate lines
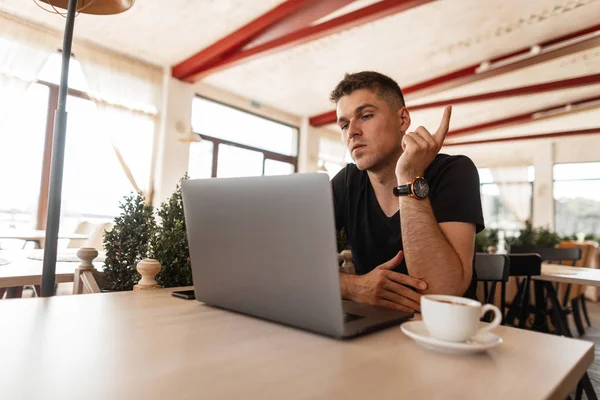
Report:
424,268,471,297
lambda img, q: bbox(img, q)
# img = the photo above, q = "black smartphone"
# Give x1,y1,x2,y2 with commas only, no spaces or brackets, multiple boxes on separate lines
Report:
171,289,196,300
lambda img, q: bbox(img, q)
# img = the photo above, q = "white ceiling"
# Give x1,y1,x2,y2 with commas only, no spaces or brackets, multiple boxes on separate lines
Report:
202,0,600,116
0,0,287,65
1,0,599,144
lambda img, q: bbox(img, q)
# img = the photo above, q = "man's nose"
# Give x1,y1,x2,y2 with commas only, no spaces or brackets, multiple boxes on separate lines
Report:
348,119,361,138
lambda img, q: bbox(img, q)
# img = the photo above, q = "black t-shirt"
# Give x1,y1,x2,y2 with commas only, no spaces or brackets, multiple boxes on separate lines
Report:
331,153,484,298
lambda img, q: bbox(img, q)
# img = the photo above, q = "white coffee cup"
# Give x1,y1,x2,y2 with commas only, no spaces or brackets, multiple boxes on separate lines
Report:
421,294,502,342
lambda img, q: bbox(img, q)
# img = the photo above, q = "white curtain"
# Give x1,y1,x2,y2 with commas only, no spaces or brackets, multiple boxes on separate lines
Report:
490,166,532,224
0,15,55,128
73,44,162,201
0,16,55,216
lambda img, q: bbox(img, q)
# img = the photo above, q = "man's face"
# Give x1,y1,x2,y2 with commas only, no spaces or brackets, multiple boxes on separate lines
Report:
336,89,409,171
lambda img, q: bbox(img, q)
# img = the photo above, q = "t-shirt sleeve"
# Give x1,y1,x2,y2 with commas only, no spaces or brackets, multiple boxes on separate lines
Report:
429,156,485,233
331,167,347,231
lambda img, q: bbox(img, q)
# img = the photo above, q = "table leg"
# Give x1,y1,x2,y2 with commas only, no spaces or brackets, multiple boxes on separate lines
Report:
505,279,525,326
581,294,592,327
5,287,24,299
533,281,550,333
500,282,506,321
575,372,598,400
519,276,532,329
543,281,573,338
571,297,586,337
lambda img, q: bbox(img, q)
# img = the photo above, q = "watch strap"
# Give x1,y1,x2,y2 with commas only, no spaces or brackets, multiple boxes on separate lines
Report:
393,184,412,197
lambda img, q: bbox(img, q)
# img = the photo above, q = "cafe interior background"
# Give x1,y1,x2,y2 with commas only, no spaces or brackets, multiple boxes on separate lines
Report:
1,0,600,393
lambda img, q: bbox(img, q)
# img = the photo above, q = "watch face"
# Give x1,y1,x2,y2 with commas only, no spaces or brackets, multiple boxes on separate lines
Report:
412,177,429,199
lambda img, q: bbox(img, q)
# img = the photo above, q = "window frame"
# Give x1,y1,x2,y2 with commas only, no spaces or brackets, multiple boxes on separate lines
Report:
553,162,600,235
191,95,299,178
34,80,94,230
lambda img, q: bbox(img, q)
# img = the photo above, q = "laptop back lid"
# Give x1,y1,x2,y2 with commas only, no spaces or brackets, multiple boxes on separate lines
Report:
182,173,344,337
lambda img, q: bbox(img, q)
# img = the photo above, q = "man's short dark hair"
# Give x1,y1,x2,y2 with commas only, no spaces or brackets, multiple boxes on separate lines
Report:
329,71,405,109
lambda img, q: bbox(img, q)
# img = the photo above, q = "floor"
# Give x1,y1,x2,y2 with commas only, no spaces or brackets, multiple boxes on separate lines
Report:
576,300,600,393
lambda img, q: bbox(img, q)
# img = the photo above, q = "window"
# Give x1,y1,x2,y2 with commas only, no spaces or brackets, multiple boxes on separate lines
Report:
478,166,534,235
0,51,154,249
554,162,600,237
0,83,48,231
60,95,149,235
188,96,298,178
318,136,352,179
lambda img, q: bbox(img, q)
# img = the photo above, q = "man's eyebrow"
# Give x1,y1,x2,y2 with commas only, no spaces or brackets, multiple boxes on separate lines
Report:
337,103,378,125
355,103,378,114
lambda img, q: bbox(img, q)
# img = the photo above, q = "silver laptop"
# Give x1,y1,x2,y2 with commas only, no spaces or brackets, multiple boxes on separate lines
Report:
181,173,413,338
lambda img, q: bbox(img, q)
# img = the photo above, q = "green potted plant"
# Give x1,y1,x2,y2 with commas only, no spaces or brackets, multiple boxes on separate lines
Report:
534,226,561,248
475,229,499,253
508,221,561,252
103,192,156,291
152,175,193,288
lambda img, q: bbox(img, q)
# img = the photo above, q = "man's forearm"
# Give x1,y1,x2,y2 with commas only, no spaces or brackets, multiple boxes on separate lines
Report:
339,272,358,300
399,197,467,295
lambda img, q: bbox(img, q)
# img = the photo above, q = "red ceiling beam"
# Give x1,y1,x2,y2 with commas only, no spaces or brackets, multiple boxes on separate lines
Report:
242,0,353,50
172,0,351,81
443,128,600,147
309,23,600,126
447,94,600,137
174,0,436,82
309,73,600,125
410,74,600,111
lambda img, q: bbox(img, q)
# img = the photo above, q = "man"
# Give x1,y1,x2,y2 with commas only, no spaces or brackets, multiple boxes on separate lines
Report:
330,71,484,313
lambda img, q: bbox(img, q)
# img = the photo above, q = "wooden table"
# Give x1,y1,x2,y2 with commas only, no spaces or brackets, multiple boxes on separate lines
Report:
0,251,103,298
532,263,600,340
0,288,593,400
0,229,88,248
537,263,600,286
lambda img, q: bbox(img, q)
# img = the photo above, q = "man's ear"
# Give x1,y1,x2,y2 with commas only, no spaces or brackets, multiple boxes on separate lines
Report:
397,106,411,131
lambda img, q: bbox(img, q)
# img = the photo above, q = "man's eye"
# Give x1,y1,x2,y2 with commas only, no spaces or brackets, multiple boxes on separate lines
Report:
361,114,373,120
341,124,348,131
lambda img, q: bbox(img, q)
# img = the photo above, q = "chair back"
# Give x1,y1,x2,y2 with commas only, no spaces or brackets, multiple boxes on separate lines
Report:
474,253,510,306
510,246,581,265
507,254,542,276
475,253,510,282
86,222,113,252
66,221,94,248
501,254,543,328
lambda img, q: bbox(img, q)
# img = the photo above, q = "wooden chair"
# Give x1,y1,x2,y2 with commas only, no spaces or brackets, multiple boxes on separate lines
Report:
509,247,583,336
557,241,594,330
72,248,105,295
538,247,585,336
474,253,510,322
502,254,542,329
86,222,113,252
66,221,94,248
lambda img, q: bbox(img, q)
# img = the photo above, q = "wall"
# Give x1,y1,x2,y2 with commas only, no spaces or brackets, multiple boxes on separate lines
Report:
153,79,311,207
153,71,195,207
299,119,336,172
445,133,600,228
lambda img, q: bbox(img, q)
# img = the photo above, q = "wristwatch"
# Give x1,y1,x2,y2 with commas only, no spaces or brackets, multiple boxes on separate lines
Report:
393,177,430,199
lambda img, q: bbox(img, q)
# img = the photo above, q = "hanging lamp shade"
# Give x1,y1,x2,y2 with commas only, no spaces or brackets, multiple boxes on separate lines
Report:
36,0,134,15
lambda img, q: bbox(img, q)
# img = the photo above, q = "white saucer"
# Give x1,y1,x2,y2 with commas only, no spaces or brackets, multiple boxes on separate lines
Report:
401,320,502,355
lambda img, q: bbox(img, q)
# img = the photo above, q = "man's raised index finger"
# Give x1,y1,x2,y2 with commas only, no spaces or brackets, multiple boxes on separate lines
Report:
434,105,452,145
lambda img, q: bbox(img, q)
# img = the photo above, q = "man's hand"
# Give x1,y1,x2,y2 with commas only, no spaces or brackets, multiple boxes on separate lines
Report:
342,251,427,312
395,105,452,183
